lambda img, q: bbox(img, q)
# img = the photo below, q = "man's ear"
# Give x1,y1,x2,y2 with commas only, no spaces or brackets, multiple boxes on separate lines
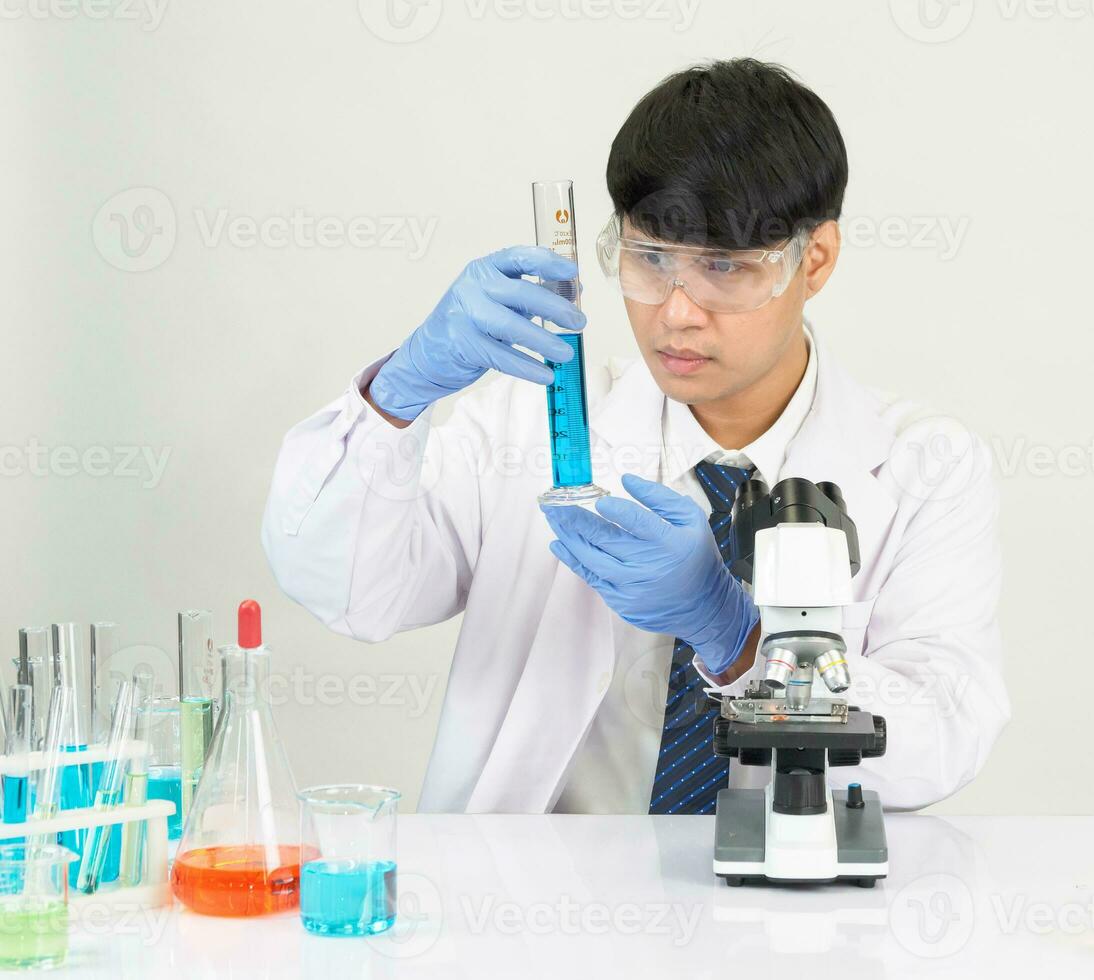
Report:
802,220,841,300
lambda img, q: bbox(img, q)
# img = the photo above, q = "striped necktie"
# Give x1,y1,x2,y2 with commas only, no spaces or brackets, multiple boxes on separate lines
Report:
648,461,754,815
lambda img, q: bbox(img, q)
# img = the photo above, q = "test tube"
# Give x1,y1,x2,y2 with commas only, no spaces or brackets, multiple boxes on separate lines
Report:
28,684,72,864
17,627,52,750
50,625,92,748
90,623,127,884
32,685,73,845
1,685,32,843
51,624,94,875
532,179,608,507
77,681,134,894
90,622,122,743
178,610,215,822
120,668,154,886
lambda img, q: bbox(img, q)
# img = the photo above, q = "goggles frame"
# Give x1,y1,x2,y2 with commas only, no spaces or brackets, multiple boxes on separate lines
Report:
595,214,812,313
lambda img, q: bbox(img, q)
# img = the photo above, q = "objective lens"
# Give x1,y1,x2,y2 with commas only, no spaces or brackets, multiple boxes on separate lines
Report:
786,664,814,709
763,648,798,690
815,649,851,694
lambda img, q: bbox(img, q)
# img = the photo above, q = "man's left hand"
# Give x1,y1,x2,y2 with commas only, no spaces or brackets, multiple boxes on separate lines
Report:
541,473,758,675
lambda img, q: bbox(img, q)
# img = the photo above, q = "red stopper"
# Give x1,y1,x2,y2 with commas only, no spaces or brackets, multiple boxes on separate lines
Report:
238,599,262,649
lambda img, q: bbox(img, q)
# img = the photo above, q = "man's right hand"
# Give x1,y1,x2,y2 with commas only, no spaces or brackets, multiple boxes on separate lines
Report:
366,246,586,422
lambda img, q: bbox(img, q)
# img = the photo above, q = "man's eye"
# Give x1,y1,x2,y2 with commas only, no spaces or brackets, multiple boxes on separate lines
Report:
706,258,739,275
642,252,667,269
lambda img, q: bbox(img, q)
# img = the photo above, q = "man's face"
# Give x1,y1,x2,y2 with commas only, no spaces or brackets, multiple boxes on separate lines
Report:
621,220,813,405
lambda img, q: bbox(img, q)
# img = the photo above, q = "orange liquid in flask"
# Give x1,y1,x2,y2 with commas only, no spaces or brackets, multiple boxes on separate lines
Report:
171,845,308,916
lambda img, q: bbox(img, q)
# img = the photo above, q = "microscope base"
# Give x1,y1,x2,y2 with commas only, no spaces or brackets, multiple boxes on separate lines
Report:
712,786,888,888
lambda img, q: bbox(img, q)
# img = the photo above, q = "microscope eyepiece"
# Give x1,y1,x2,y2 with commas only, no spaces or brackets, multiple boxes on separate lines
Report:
732,477,769,520
817,481,846,512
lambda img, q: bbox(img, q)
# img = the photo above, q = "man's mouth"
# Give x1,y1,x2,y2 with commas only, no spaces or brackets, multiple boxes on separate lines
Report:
656,348,712,377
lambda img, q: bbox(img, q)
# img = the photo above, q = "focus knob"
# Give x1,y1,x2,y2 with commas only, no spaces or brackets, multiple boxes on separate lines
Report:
862,715,887,758
773,766,827,816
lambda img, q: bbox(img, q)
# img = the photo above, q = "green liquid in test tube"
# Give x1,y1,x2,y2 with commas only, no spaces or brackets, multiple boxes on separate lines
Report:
532,180,608,508
178,611,216,826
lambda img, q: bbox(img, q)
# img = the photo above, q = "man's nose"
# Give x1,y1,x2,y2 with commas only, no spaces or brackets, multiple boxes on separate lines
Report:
659,280,709,329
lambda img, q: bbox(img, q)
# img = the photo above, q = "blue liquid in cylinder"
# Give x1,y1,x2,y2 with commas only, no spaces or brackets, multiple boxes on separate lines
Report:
300,859,397,937
546,332,594,488
147,766,183,840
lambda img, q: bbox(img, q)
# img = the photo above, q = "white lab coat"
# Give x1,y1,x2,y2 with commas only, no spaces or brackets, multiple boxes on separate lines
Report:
262,331,1010,813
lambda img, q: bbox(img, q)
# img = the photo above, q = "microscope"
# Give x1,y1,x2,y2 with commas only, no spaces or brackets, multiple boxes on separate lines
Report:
711,477,888,887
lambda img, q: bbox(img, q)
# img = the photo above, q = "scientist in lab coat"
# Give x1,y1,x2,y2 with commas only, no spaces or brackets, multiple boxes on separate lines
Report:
262,59,1009,815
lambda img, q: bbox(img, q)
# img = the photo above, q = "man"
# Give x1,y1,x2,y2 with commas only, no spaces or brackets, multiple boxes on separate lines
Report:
262,59,1009,815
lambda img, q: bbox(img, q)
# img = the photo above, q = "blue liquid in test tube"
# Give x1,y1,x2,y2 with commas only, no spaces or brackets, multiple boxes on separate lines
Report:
1,775,28,845
533,179,607,507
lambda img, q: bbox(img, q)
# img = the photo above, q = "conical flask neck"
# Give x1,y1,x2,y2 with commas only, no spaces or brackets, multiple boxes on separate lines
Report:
220,644,272,712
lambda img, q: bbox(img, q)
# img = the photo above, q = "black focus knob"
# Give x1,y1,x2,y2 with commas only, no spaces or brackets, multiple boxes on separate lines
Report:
773,766,827,816
712,718,736,758
862,715,887,759
846,783,865,809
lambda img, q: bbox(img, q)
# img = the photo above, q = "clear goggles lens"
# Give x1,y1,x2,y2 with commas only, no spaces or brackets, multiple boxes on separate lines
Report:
595,215,809,314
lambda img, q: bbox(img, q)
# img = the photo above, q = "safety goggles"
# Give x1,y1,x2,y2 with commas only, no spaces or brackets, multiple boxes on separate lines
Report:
595,214,810,314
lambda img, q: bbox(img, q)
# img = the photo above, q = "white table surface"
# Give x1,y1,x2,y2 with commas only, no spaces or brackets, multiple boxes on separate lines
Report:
61,813,1093,979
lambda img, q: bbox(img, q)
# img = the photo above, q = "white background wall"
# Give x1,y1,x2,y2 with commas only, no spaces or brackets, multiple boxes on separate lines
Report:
1,1,1090,814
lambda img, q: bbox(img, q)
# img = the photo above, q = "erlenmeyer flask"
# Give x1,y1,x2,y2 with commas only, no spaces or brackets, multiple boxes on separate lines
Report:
171,600,303,916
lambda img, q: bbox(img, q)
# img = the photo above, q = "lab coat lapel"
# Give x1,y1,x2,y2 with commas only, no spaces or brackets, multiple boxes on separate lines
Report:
589,357,666,490
466,361,666,813
781,338,898,588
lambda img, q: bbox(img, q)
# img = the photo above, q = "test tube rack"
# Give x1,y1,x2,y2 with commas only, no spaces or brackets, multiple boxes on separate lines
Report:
0,740,175,914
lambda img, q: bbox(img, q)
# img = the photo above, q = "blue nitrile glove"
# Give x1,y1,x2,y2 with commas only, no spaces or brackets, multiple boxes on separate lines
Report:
368,246,587,420
541,473,759,676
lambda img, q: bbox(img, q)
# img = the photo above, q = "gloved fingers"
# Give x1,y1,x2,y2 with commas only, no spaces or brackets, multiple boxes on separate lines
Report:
469,296,576,364
549,540,608,592
619,473,705,527
547,520,631,583
593,493,669,542
483,276,586,332
486,246,579,283
482,341,556,385
542,502,643,560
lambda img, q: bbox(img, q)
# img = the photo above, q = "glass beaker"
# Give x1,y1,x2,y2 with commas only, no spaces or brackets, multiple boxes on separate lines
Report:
171,601,301,917
298,784,400,937
0,844,75,970
140,697,183,841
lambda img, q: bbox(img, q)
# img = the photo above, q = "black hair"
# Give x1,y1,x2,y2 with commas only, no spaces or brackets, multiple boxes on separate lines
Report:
606,59,848,249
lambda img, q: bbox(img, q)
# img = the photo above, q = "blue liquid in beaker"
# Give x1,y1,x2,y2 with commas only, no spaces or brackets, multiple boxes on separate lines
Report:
147,766,183,840
546,332,594,489
300,859,397,937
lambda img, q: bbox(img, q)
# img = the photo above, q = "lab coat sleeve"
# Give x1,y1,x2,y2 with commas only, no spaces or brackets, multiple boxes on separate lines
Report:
844,427,1010,810
261,355,488,642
